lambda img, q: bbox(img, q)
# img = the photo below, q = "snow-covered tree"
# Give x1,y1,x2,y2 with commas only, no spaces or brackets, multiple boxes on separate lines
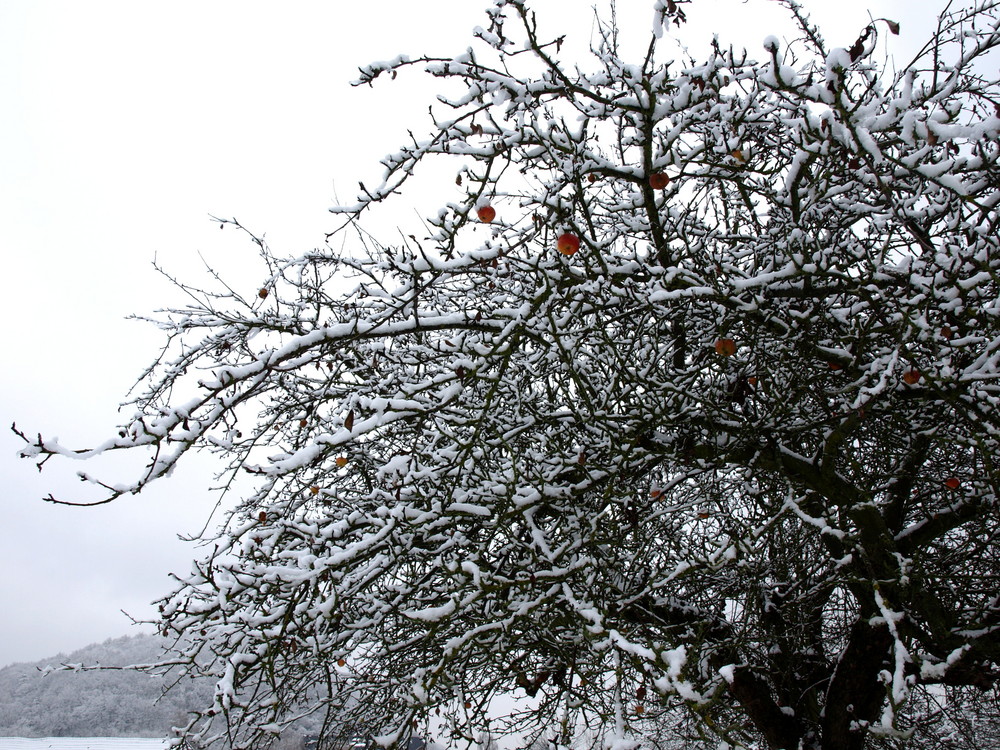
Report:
17,1,1000,749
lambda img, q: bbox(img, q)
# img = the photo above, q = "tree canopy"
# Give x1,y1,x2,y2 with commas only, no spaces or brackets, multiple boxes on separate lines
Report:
17,1,1000,749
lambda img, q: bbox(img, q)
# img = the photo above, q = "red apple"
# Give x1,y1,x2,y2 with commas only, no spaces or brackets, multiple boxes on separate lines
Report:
944,477,961,490
902,369,921,385
715,338,737,357
648,172,670,190
258,288,269,299
476,205,496,223
556,233,580,256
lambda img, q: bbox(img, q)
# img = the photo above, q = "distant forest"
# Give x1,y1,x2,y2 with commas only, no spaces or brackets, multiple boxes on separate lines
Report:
0,635,443,750
0,634,214,738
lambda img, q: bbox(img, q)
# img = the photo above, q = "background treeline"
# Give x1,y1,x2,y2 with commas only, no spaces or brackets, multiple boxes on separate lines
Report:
0,634,214,738
0,635,411,749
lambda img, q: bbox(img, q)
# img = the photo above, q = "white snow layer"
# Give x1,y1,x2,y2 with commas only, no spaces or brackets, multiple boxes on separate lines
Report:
0,740,169,750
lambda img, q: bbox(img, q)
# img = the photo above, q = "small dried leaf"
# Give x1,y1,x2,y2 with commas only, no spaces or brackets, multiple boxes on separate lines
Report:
344,410,355,432
848,26,873,62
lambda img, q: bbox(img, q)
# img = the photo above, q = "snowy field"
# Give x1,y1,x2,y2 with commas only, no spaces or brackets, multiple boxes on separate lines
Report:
0,740,169,750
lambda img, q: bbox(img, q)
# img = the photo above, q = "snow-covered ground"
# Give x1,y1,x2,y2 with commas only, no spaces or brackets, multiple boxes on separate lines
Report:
0,740,169,750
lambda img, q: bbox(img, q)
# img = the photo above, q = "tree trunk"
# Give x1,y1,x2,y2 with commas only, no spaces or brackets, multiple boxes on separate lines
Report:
820,620,892,750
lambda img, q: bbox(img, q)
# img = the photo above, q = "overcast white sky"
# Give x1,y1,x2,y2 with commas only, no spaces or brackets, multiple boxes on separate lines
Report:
0,0,932,669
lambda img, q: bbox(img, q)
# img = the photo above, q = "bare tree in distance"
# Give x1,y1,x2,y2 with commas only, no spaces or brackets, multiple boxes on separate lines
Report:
16,0,1000,748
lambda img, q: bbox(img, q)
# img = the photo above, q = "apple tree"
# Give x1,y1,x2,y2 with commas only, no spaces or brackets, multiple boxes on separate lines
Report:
17,0,1000,748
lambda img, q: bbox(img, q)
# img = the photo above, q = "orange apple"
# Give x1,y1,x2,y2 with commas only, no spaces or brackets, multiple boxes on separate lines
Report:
902,369,921,385
310,486,320,495
556,233,580,256
715,338,737,357
648,172,670,189
944,477,961,490
476,205,496,223
336,456,349,468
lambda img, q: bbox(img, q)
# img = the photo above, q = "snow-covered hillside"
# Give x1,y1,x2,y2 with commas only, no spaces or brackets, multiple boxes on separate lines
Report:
0,634,212,738
0,739,169,750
